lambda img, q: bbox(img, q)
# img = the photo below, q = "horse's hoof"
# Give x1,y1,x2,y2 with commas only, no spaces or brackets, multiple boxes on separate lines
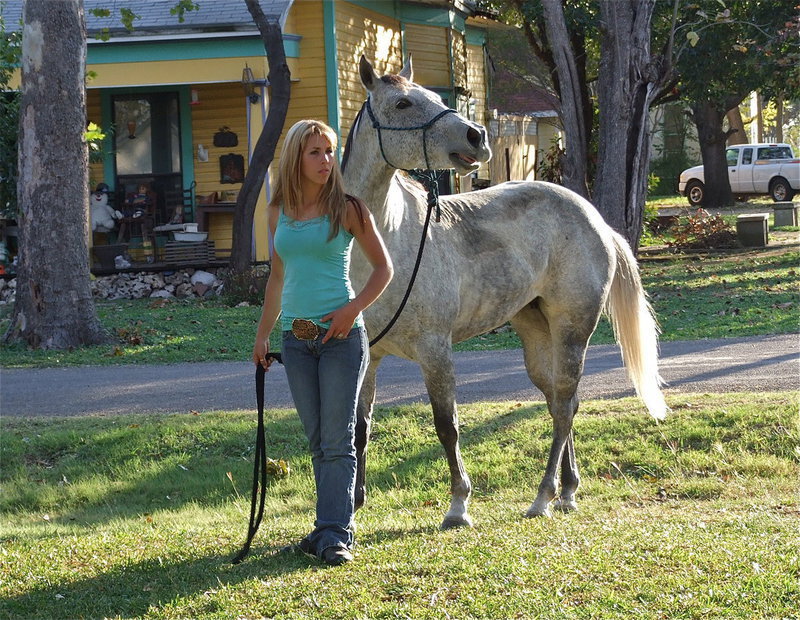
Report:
553,498,578,513
524,504,552,518
440,514,473,529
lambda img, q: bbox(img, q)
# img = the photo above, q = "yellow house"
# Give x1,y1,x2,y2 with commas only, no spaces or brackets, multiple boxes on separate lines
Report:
6,0,492,266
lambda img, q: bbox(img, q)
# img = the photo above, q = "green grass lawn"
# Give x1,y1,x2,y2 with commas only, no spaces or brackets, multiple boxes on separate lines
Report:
2,392,798,618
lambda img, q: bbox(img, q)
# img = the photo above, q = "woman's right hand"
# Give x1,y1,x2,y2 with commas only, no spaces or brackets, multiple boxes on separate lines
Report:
253,337,273,370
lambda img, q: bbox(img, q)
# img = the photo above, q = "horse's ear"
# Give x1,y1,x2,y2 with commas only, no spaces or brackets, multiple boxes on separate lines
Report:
399,54,413,81
359,55,380,92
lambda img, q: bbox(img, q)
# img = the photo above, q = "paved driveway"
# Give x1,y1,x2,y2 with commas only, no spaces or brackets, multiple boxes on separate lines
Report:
1,333,797,417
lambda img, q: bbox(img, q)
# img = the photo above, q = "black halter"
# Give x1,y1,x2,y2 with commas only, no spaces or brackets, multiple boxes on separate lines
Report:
364,97,456,222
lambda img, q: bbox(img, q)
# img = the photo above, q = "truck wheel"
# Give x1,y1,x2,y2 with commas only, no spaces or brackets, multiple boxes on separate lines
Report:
769,177,795,202
686,180,705,206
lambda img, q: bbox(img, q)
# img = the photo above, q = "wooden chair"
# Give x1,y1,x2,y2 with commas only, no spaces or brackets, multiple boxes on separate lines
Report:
163,181,196,225
117,187,156,245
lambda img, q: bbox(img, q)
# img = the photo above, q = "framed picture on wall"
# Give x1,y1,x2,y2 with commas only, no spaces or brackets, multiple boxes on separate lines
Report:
220,153,245,184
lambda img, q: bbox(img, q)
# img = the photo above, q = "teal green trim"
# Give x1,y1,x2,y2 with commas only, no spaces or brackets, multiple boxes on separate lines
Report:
87,34,301,64
323,1,341,155
178,86,195,195
348,0,456,28
465,26,485,47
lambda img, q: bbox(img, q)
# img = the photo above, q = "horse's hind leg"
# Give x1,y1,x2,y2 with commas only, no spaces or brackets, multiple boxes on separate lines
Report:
526,341,583,518
512,304,585,517
355,354,383,511
419,345,473,529
554,431,579,513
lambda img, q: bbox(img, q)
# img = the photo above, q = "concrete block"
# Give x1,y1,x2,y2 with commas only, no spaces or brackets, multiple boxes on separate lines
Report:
773,202,799,227
736,213,769,247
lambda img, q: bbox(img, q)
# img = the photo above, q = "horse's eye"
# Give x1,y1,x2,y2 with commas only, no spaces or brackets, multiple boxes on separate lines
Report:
396,98,412,110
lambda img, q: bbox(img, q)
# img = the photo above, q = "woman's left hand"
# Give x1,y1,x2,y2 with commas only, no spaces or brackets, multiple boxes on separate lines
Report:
321,305,358,343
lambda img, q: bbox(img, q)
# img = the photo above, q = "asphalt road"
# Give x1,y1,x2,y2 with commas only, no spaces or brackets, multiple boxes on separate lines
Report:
1,333,797,418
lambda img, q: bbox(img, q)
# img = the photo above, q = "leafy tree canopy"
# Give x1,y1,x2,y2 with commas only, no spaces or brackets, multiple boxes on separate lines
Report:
673,0,800,113
0,6,21,219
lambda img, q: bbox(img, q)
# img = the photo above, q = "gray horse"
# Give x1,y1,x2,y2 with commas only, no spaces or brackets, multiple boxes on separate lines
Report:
343,56,667,527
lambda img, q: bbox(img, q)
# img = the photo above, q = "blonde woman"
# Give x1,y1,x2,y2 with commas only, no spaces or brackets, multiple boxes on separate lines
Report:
253,120,393,566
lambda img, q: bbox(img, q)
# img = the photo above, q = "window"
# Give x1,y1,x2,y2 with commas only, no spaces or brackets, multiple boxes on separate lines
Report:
726,148,739,166
741,148,753,165
756,146,793,160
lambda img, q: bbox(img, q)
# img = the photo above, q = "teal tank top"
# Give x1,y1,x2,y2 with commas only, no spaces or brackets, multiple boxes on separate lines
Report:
274,209,364,331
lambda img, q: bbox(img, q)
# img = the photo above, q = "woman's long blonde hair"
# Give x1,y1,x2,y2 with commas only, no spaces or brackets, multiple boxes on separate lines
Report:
270,119,360,240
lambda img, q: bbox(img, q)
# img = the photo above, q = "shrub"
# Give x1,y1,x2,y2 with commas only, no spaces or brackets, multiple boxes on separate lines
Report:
218,265,270,306
668,209,737,249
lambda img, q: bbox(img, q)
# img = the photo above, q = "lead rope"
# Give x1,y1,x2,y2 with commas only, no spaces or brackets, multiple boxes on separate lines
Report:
231,353,282,564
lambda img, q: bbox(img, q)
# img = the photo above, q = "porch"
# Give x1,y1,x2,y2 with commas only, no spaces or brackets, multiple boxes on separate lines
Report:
90,187,236,275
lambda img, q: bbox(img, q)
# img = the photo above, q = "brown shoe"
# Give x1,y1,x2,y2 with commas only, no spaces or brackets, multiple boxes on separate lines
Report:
321,546,353,566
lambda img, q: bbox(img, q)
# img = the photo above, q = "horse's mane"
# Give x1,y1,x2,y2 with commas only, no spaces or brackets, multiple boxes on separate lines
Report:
341,101,366,174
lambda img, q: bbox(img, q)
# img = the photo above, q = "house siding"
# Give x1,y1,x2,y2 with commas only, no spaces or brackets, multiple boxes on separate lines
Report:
451,29,468,94
403,23,451,88
335,1,403,143
285,1,329,126
466,42,488,180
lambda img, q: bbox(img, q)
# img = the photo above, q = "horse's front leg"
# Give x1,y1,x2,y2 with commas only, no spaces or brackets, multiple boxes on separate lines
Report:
355,355,382,511
419,348,473,529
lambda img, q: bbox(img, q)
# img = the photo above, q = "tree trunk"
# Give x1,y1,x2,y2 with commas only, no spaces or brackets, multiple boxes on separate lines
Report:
4,0,108,348
691,100,734,208
755,92,763,142
726,106,747,145
229,0,291,273
539,0,590,199
775,94,784,142
593,0,660,249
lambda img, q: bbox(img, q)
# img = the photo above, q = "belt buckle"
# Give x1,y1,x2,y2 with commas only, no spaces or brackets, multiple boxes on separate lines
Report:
291,318,320,341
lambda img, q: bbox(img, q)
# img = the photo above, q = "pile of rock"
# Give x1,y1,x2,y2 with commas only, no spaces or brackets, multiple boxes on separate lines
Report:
0,277,15,305
0,268,225,305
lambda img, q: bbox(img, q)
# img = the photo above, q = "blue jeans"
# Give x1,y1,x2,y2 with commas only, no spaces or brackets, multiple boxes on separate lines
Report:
281,325,369,555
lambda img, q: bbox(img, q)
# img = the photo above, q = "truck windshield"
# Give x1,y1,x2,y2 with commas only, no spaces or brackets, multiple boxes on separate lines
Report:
756,146,793,160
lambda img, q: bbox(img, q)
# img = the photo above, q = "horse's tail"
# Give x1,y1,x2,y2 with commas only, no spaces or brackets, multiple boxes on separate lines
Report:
605,232,668,420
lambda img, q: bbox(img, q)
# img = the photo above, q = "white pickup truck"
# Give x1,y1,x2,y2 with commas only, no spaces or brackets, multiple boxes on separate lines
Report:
678,143,800,206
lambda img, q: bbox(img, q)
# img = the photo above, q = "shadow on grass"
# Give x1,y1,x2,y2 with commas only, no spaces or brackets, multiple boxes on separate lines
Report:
4,400,548,532
0,546,322,619
1,412,308,527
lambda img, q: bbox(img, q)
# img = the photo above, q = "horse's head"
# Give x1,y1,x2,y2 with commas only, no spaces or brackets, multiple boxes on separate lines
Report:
357,55,491,176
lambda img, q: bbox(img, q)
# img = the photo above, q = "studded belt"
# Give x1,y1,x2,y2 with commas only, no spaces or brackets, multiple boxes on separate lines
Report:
291,318,322,340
